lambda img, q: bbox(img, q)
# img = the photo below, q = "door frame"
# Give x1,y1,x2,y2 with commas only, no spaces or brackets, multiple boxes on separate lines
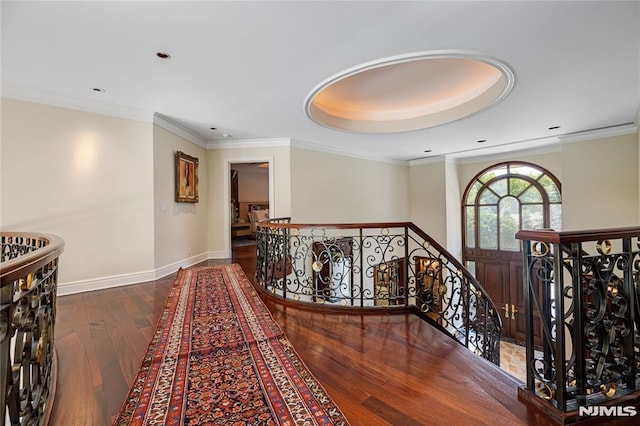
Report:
223,156,275,258
461,161,561,344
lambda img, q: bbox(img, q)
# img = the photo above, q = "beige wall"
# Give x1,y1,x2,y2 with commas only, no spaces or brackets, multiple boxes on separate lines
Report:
416,151,562,257
409,160,447,244
237,170,269,202
412,134,639,258
207,145,291,257
290,147,410,223
152,125,208,269
561,133,638,230
445,160,462,259
3,97,637,292
455,133,638,235
1,98,155,286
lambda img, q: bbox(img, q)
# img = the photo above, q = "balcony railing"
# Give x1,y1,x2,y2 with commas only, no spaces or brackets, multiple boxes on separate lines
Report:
256,219,502,365
516,227,640,423
1,232,64,426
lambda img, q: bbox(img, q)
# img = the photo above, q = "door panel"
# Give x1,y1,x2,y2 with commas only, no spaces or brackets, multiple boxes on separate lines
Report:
473,253,543,345
510,261,542,346
477,260,510,338
462,163,561,348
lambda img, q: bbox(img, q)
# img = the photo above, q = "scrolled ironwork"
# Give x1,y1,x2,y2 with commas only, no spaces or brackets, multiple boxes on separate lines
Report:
1,232,64,426
255,220,502,365
516,227,640,417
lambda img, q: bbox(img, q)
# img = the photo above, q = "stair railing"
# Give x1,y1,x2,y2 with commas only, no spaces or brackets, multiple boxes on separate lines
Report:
516,227,640,422
1,232,64,426
256,220,502,365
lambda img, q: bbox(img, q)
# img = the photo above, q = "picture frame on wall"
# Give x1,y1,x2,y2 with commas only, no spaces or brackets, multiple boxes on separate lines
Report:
175,151,199,203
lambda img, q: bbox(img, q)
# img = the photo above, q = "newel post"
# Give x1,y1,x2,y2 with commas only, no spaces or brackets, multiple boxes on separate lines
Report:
516,227,640,424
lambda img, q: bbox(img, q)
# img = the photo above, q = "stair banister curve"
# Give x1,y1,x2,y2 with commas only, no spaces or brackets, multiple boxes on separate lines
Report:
1,232,64,426
255,219,502,365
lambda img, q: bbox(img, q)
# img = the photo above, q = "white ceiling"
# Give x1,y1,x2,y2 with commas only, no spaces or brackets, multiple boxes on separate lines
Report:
2,1,639,162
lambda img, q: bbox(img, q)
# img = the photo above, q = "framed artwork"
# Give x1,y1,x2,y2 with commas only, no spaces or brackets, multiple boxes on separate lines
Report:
175,151,199,203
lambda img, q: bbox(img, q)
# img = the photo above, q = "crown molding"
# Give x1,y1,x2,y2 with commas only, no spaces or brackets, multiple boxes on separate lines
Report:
209,136,405,165
447,144,563,166
207,137,291,150
1,83,154,123
556,122,637,145
290,139,406,165
153,113,207,148
408,155,447,167
409,122,638,167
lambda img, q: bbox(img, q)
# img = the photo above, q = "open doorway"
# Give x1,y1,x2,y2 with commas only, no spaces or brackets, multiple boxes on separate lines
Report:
230,162,270,249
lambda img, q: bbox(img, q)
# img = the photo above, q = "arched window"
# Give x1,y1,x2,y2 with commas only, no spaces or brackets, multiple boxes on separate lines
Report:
463,162,562,253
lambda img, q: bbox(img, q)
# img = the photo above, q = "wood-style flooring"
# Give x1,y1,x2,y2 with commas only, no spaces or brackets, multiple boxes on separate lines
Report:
49,243,635,425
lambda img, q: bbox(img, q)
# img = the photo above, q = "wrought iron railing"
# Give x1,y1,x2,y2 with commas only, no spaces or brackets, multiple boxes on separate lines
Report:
516,227,640,418
256,219,502,365
1,232,64,426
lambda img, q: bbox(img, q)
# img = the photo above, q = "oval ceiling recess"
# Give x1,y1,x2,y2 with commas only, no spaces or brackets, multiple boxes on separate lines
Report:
305,51,515,134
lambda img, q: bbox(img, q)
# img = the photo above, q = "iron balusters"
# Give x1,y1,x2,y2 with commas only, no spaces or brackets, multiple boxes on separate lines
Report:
256,220,502,365
1,233,64,426
516,227,640,417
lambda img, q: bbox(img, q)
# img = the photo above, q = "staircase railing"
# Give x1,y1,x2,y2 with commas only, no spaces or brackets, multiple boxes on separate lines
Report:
516,227,640,423
256,219,502,365
1,232,64,426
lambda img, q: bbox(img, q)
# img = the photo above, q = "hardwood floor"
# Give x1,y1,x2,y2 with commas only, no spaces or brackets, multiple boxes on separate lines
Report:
50,259,228,426
49,244,635,425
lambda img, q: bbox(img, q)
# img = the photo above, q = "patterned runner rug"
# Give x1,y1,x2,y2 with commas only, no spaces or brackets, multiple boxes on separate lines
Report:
114,264,349,425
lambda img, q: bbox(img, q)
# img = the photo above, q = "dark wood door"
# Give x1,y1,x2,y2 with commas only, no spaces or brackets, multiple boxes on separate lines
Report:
477,259,512,337
470,249,542,346
510,260,545,346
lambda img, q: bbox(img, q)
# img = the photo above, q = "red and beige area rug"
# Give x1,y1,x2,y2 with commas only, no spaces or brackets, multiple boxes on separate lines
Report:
114,264,349,426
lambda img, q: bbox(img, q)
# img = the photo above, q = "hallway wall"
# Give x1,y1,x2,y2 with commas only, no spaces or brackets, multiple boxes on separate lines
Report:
1,98,155,288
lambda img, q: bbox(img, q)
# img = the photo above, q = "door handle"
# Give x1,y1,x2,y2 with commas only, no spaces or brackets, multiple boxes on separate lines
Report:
511,304,518,320
502,303,510,318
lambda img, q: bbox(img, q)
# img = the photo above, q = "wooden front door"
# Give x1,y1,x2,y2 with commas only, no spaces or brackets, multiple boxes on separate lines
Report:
471,251,543,345
462,162,562,345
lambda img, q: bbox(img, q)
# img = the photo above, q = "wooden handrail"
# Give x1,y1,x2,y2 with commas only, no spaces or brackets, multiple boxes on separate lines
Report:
1,231,64,426
516,226,640,244
516,225,640,420
258,220,497,311
1,232,65,286
255,219,503,365
257,220,414,230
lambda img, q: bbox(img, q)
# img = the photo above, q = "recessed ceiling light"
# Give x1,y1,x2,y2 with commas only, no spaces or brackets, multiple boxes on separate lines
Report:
156,51,171,59
305,50,515,134
424,149,432,153
91,87,105,93
222,133,231,138
476,139,487,143
210,127,217,130
548,126,560,130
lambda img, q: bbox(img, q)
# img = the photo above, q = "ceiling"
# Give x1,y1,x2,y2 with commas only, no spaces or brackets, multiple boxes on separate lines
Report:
2,1,639,162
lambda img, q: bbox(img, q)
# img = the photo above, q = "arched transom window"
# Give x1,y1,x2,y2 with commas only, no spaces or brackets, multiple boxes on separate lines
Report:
463,162,562,252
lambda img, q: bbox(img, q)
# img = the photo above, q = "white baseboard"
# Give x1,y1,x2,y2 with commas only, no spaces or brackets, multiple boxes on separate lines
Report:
207,250,230,259
153,252,210,280
57,269,157,296
58,252,211,296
